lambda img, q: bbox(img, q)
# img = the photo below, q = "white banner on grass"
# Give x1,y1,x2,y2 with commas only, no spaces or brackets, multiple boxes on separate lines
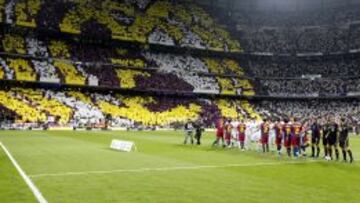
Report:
110,139,135,152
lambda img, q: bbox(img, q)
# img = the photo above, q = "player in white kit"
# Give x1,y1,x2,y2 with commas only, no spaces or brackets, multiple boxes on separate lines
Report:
230,119,240,148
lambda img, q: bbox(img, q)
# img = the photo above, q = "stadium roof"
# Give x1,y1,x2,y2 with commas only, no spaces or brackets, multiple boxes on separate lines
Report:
193,0,360,12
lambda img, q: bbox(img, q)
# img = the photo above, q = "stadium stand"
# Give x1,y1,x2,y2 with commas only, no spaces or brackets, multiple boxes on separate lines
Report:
13,88,73,124
229,6,360,54
244,57,360,96
7,58,37,81
0,0,359,130
54,60,86,85
0,87,259,128
1,0,241,52
0,32,252,95
2,34,27,54
0,90,46,123
254,100,360,126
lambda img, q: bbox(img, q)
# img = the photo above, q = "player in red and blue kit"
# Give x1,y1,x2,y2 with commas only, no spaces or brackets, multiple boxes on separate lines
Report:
224,119,232,147
292,118,303,157
274,118,283,155
213,118,225,147
310,118,322,158
261,119,270,153
238,120,247,150
283,119,292,157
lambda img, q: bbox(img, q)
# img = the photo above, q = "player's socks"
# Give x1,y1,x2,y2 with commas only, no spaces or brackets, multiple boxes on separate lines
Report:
311,146,315,157
294,147,300,157
335,149,339,161
324,147,328,157
316,147,320,158
329,148,333,160
301,146,307,157
277,146,281,155
342,150,347,162
287,148,291,157
348,150,353,163
296,147,300,157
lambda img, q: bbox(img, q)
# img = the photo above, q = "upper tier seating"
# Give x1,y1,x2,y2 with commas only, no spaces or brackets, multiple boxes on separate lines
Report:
0,0,242,52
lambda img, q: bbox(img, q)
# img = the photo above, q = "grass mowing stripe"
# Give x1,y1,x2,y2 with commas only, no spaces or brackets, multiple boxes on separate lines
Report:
0,142,48,203
1,131,359,203
29,160,321,178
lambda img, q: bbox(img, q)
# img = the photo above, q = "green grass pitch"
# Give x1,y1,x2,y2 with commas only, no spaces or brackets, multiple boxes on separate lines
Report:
0,130,360,203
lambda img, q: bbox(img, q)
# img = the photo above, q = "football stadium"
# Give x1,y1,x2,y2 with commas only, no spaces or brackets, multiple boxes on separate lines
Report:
0,0,360,202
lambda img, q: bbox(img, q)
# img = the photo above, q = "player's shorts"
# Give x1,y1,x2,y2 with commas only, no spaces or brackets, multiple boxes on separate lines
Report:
275,137,282,146
311,135,320,145
238,134,245,142
261,135,269,144
216,131,224,138
322,137,328,146
328,135,337,146
284,136,291,148
225,133,231,141
339,140,349,148
300,144,309,151
291,136,301,147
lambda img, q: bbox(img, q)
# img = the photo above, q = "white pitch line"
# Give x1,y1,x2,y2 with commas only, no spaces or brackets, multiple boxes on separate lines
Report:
0,142,48,203
29,160,320,178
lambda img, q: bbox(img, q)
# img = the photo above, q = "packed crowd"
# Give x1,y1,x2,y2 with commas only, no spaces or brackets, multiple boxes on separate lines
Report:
2,32,360,97
255,100,360,127
0,33,253,95
4,0,360,54
0,0,241,52
232,6,360,53
244,57,360,96
247,57,360,78
0,87,259,128
1,86,360,134
240,27,359,53
0,105,16,123
259,78,360,97
0,0,359,134
234,6,360,27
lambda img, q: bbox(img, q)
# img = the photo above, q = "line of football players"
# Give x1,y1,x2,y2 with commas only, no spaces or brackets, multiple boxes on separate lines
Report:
213,116,353,163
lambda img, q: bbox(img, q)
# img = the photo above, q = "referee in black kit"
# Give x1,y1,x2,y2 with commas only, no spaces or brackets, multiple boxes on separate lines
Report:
311,117,322,158
339,118,354,163
194,120,204,145
326,117,339,160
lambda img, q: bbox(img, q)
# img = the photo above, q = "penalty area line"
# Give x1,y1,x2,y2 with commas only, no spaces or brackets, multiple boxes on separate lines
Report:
29,160,320,179
0,142,48,203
